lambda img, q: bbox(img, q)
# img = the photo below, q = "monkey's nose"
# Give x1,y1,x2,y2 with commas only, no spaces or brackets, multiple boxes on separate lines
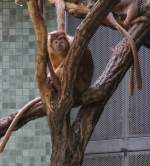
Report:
58,44,63,50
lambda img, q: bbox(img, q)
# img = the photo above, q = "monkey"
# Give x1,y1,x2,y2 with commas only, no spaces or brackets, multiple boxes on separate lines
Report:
47,31,70,70
0,31,94,153
107,0,150,93
104,0,150,93
105,13,142,96
87,0,144,95
0,0,72,153
47,30,94,99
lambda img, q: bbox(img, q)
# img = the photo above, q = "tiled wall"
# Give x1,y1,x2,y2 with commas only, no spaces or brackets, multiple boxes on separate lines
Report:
0,1,56,165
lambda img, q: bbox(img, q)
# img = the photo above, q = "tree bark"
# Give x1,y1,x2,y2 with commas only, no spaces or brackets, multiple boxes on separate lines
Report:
31,0,120,165
0,99,46,138
1,0,150,165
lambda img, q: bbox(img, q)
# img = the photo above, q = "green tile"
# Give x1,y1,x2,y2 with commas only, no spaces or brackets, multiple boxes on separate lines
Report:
0,1,56,165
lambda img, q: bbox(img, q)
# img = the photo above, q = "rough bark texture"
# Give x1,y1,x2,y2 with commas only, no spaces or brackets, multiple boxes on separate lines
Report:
0,0,150,165
28,0,120,165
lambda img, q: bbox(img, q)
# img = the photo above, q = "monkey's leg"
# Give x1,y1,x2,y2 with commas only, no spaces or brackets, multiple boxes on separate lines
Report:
106,13,142,91
0,97,41,153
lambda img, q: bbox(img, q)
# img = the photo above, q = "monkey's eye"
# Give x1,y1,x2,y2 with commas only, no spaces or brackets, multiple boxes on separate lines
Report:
59,39,65,44
52,39,59,45
54,40,59,44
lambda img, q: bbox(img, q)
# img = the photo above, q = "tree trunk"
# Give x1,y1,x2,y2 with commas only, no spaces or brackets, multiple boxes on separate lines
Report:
47,111,85,166
19,1,150,166
50,144,84,166
1,0,150,166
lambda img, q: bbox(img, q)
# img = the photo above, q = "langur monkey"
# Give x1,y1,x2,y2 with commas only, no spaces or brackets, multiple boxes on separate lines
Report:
47,30,94,98
88,0,144,95
0,31,94,153
104,0,150,94
105,13,142,96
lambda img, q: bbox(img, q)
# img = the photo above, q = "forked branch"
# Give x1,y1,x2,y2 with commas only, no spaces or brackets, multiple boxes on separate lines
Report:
73,21,150,147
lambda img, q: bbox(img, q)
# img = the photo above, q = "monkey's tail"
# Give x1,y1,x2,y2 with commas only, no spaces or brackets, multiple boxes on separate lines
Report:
0,97,41,153
128,65,135,96
117,23,143,90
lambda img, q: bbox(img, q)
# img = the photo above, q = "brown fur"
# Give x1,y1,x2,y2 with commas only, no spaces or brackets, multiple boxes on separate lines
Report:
0,31,93,153
48,31,94,99
48,31,70,69
107,0,143,94
106,13,142,94
88,0,143,94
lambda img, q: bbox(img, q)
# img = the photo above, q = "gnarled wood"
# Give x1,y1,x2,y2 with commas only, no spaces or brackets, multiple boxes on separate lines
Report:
28,0,120,166
1,0,150,165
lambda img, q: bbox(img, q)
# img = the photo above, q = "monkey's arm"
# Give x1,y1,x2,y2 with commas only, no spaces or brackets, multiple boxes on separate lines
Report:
47,52,61,92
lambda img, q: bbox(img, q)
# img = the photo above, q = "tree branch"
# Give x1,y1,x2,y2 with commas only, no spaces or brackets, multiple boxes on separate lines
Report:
60,0,119,111
48,0,89,18
0,21,149,142
0,0,120,139
0,101,46,138
1,0,150,143
27,0,53,108
72,21,150,148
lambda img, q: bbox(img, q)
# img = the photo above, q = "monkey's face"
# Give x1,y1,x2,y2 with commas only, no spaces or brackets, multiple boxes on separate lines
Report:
48,31,70,57
51,37,70,56
52,38,66,54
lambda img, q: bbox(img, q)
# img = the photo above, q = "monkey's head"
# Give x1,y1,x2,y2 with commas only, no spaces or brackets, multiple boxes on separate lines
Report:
48,31,70,57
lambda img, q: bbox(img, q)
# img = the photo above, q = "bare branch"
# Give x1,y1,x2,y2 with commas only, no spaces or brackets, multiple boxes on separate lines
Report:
27,0,52,107
60,0,120,108
73,21,150,147
81,23,150,104
48,0,89,18
65,2,89,17
0,0,120,140
0,100,46,138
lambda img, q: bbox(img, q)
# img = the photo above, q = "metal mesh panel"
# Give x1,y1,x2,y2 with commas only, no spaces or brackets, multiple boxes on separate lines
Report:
90,86,124,140
89,27,126,140
128,47,150,136
82,154,123,166
129,151,150,166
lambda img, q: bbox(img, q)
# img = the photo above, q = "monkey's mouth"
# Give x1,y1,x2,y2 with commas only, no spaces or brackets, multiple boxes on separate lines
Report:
57,46,65,53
